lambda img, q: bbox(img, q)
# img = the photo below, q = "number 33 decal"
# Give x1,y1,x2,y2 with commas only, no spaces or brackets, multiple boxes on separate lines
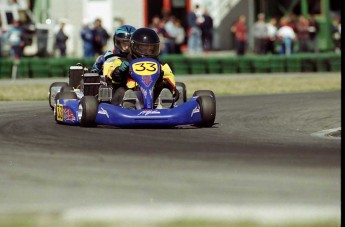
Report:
132,62,158,75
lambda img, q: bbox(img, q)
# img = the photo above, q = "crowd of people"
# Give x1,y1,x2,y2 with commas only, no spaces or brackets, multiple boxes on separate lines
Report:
186,4,214,54
0,10,341,59
0,17,112,59
147,4,214,55
80,18,110,58
231,12,341,56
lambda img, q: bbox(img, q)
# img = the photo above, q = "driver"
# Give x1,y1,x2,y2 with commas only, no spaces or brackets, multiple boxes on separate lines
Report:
104,27,177,108
91,24,136,77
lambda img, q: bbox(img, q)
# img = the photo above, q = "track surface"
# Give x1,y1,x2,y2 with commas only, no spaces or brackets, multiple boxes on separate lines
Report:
0,92,340,220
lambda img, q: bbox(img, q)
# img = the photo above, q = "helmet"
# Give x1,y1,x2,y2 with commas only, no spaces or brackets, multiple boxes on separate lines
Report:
130,28,160,59
113,25,136,53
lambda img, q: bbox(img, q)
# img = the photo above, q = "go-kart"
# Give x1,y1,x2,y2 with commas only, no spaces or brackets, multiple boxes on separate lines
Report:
48,63,187,109
51,58,216,128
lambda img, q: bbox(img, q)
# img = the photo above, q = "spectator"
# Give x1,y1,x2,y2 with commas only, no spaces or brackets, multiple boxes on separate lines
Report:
173,19,185,54
201,9,213,51
187,4,203,54
231,14,247,55
55,21,68,57
93,18,110,56
164,15,178,54
3,20,25,59
332,16,341,53
308,14,319,53
296,15,310,53
253,13,268,55
80,19,94,57
158,20,172,56
277,16,296,55
149,16,168,55
266,17,277,54
287,13,298,32
149,15,161,32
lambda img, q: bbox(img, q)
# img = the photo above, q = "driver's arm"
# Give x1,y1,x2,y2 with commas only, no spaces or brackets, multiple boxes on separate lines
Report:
103,58,123,84
161,63,176,91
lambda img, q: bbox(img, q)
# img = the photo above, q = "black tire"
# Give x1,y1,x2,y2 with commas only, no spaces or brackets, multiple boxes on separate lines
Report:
196,95,216,127
111,87,126,106
193,90,215,100
175,82,187,104
55,92,60,102
49,82,68,110
60,86,74,93
78,96,99,127
58,91,77,100
193,90,216,106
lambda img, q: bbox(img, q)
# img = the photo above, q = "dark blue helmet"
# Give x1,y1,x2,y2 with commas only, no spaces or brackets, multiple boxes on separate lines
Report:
130,28,160,59
113,25,136,53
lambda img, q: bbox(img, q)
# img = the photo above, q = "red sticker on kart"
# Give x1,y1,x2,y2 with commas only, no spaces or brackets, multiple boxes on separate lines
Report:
63,108,76,121
132,62,158,76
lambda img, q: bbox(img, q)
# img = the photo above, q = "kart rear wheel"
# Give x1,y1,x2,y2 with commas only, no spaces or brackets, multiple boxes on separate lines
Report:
58,91,77,100
78,96,99,127
196,95,216,127
60,86,74,93
49,82,68,110
55,90,77,103
175,82,187,104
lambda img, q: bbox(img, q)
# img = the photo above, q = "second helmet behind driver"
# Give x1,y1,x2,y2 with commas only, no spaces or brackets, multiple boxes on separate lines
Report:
114,25,136,54
130,28,160,59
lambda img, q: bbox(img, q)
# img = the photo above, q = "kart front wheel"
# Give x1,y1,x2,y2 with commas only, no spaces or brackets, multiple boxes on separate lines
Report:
78,96,99,127
196,95,216,127
193,90,216,104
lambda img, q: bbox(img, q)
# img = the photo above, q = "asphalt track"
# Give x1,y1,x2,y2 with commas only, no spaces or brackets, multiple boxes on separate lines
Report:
0,91,340,223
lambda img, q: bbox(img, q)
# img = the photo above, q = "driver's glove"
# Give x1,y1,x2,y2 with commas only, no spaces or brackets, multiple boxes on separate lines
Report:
173,87,180,100
112,61,129,84
118,61,129,74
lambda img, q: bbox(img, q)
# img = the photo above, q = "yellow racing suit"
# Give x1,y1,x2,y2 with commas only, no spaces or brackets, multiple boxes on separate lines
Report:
103,56,176,94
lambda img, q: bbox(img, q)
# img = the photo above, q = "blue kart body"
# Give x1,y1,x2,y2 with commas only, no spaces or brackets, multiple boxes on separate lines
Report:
56,98,203,127
54,58,212,128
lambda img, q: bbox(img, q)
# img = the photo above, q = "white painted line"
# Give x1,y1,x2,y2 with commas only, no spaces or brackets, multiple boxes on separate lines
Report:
311,127,341,140
62,204,340,224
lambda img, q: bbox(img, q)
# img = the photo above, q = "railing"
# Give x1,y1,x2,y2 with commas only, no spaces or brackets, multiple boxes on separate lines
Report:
0,53,341,79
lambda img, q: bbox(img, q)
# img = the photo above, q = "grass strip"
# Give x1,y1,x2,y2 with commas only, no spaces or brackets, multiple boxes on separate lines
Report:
0,73,340,101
